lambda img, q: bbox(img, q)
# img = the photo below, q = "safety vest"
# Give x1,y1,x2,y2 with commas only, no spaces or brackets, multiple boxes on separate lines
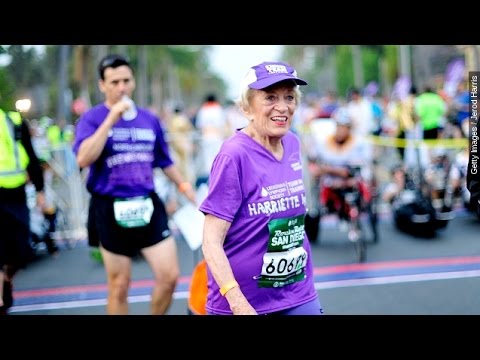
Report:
47,124,62,148
0,109,30,188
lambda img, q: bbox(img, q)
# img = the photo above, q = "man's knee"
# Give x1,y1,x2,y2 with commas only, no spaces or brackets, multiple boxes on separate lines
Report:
107,280,130,305
163,263,180,286
162,261,180,289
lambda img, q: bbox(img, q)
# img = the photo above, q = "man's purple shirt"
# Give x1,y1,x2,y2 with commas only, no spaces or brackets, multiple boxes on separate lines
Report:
73,103,173,198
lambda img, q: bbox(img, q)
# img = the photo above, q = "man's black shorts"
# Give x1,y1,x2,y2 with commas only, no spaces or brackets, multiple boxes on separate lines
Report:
87,192,171,257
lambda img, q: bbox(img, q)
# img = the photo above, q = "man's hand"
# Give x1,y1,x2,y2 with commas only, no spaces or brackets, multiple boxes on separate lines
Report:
107,100,132,126
184,188,197,206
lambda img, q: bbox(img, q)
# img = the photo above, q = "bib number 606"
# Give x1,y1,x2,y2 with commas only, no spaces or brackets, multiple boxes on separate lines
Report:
261,247,307,277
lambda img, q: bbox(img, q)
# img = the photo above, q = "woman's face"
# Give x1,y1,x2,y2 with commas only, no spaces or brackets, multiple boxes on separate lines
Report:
245,82,297,139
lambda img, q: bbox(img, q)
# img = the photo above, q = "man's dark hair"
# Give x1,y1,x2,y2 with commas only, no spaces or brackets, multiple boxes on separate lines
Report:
98,54,132,80
347,87,360,100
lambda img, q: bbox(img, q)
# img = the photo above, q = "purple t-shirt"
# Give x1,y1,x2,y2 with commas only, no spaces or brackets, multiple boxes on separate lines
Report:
73,103,173,198
200,130,318,315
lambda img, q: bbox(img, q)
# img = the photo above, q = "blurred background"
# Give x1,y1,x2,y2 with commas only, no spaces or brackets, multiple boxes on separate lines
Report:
0,45,478,122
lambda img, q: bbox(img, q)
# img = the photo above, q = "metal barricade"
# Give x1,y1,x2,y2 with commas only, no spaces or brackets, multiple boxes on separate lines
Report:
47,144,89,247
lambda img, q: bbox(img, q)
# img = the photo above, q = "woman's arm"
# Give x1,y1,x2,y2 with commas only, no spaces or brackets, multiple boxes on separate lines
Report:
202,214,257,315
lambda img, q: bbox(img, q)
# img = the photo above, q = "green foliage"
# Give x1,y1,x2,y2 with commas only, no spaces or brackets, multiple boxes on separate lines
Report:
383,45,398,85
0,68,16,110
168,46,198,68
5,45,46,88
363,45,385,55
1,45,228,120
336,45,354,98
362,46,381,84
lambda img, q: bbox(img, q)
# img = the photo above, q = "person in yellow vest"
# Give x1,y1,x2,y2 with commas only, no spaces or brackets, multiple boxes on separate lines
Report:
0,107,45,315
47,123,62,150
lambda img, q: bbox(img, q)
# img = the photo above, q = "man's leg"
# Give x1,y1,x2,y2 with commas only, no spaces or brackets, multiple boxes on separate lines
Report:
1,264,17,314
1,203,33,314
142,236,179,315
99,247,132,315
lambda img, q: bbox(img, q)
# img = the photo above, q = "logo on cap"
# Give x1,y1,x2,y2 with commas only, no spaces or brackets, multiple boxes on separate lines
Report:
265,64,288,74
241,61,308,91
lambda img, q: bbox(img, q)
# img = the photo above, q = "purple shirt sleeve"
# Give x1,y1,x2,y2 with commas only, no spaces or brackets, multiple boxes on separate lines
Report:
199,153,242,222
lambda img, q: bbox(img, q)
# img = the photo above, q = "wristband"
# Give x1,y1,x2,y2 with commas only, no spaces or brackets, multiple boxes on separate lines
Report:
219,280,239,296
178,182,192,193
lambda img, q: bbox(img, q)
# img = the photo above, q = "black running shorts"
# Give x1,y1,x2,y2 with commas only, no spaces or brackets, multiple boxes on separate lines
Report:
87,192,171,257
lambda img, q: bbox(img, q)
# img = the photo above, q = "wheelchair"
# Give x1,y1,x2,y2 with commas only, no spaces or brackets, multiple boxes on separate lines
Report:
306,165,379,263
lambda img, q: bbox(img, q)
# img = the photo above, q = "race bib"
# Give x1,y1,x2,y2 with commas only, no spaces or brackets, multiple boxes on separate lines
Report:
257,214,308,288
113,196,154,228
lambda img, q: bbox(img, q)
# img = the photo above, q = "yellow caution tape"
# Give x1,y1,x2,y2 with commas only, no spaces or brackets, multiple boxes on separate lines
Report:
368,135,468,149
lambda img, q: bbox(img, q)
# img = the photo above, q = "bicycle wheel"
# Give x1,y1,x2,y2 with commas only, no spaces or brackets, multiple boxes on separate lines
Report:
355,237,366,263
349,220,366,263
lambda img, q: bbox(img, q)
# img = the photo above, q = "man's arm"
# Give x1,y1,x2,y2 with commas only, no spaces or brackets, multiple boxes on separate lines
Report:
76,101,129,168
161,164,197,204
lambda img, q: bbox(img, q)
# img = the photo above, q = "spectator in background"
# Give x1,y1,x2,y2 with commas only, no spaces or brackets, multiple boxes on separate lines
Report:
387,86,418,160
0,106,45,315
167,106,195,184
449,80,470,139
346,87,375,137
224,99,248,136
317,91,339,119
415,86,446,140
195,93,228,186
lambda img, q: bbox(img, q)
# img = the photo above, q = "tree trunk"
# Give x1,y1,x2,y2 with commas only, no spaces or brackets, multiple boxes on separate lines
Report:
137,45,148,107
56,45,70,124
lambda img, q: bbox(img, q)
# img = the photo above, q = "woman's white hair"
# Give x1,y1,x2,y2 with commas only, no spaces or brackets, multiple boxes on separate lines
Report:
235,70,302,112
